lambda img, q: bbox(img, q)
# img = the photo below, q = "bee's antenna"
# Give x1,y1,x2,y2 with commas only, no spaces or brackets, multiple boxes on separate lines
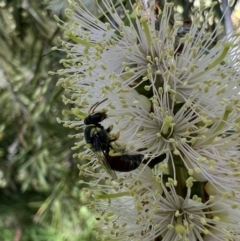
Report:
89,98,108,113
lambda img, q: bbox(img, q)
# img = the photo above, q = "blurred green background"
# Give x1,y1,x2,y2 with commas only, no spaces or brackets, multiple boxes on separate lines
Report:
0,0,239,240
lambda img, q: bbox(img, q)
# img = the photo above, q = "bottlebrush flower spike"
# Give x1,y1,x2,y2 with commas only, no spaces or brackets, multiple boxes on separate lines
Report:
55,0,240,240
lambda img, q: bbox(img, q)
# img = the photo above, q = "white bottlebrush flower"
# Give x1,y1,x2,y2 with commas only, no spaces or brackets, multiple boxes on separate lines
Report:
55,0,240,240
151,179,240,241
56,0,240,116
90,177,240,241
83,165,163,240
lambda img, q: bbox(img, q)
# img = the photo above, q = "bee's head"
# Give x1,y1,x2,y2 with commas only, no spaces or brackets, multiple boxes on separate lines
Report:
84,112,107,125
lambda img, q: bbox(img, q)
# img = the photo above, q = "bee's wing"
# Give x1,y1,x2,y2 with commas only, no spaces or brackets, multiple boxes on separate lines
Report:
94,138,117,180
96,151,118,180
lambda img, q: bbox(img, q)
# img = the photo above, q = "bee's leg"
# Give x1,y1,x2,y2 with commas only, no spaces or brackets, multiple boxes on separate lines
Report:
108,149,121,157
106,125,120,142
106,125,113,133
109,131,120,142
108,141,126,156
143,153,167,169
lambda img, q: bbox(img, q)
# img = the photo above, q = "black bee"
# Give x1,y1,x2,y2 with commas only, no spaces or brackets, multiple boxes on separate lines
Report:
84,99,165,180
84,99,142,179
83,98,118,179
